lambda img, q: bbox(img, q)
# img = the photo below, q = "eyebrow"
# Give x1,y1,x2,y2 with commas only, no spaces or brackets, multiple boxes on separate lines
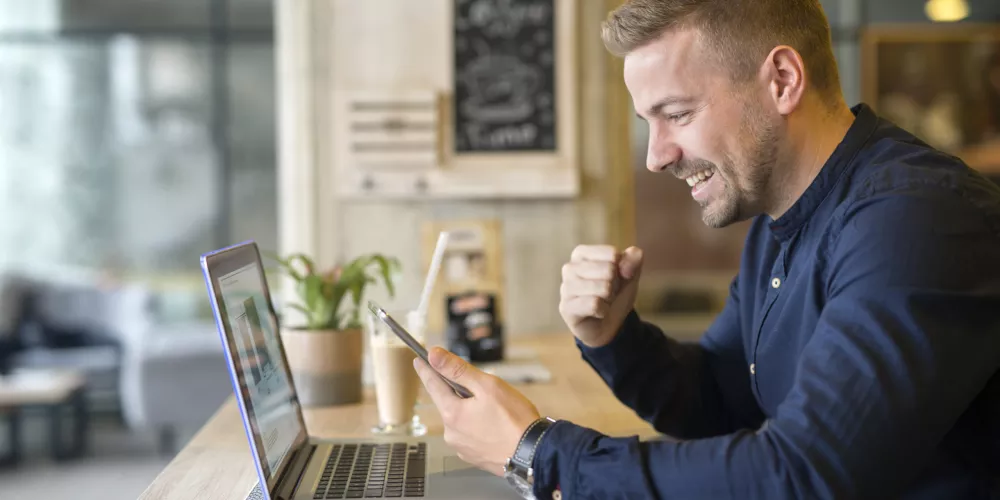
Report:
635,96,696,121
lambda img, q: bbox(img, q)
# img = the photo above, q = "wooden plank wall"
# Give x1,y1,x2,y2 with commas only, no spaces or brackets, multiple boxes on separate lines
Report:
278,0,628,337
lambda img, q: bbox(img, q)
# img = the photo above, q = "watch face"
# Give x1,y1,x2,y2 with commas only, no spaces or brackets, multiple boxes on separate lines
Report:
504,458,533,497
505,473,534,498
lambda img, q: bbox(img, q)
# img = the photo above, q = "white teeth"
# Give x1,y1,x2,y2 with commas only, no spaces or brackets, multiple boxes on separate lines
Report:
685,169,713,187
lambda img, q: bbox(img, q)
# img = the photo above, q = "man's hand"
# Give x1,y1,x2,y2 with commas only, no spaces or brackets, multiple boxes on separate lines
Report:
413,347,541,476
559,245,644,347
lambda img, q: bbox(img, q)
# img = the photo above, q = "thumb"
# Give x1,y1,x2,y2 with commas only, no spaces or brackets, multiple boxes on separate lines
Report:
428,347,480,387
618,246,644,280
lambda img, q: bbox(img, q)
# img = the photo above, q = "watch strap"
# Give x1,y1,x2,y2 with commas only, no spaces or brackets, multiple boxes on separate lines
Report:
512,417,556,472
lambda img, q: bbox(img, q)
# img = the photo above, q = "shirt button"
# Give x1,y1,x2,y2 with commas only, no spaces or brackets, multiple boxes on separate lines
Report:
771,277,781,288
553,490,563,500
750,363,756,375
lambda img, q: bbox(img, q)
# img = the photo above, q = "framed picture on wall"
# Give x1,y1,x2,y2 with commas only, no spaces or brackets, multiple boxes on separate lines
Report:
862,24,1000,173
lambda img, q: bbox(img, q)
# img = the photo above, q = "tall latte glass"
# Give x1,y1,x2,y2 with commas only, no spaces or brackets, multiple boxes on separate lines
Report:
365,310,427,436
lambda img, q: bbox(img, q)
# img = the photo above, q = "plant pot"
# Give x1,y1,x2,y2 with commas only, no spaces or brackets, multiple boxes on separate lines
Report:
280,327,363,406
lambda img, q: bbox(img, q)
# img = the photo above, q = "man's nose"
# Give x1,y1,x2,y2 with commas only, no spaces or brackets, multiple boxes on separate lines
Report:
646,141,681,173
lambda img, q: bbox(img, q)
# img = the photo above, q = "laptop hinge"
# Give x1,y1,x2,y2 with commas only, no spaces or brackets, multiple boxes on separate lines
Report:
273,443,316,500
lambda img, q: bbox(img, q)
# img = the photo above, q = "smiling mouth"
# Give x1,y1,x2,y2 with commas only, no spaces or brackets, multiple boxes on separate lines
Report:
684,168,714,188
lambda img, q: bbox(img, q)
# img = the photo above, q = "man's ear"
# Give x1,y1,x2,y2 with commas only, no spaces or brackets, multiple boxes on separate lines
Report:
761,45,806,115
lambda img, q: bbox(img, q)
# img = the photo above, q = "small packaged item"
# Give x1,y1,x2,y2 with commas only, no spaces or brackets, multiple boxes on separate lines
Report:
445,291,503,363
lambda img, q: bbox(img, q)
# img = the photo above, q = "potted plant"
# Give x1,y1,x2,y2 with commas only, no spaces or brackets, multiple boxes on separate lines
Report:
269,252,400,406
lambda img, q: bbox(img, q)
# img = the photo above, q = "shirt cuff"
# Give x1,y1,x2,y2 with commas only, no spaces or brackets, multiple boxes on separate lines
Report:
574,309,644,376
531,420,604,499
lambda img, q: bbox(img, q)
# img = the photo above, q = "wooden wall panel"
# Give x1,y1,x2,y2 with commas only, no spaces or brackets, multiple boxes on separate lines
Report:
279,0,624,336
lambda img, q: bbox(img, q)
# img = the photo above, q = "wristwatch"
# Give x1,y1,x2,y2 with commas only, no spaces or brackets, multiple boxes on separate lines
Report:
503,417,557,499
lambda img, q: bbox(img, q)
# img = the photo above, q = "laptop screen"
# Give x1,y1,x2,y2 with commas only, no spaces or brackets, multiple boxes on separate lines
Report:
216,260,303,481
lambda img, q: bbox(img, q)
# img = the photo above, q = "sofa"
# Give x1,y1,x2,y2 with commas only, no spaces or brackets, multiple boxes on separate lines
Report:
1,274,125,415
0,272,234,455
118,315,232,454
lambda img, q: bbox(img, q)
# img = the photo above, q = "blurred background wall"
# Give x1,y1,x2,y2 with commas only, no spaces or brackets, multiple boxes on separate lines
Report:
275,0,627,338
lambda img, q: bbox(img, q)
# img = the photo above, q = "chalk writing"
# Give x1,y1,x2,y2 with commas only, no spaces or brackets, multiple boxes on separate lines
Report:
454,0,556,152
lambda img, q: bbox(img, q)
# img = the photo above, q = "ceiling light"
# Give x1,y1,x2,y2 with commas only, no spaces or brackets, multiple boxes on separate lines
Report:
925,0,970,22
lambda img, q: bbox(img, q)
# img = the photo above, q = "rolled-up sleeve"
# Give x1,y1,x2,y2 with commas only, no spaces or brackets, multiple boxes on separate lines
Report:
531,190,1000,499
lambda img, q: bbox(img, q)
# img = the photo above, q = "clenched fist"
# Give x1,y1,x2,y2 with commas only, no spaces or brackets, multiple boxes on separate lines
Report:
558,245,644,347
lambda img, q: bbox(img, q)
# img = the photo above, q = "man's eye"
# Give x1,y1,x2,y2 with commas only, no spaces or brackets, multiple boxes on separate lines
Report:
667,111,692,122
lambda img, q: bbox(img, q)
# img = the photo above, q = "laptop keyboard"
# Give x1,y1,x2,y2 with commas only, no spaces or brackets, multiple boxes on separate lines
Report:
315,443,426,498
245,482,264,500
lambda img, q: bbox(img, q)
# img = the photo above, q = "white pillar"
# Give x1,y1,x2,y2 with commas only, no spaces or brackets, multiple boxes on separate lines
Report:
275,0,324,315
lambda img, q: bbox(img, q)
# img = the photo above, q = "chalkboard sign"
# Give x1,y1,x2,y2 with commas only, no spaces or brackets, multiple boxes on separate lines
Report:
453,0,557,153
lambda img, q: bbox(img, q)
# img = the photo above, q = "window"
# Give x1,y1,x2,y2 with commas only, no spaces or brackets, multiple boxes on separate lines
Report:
0,0,275,289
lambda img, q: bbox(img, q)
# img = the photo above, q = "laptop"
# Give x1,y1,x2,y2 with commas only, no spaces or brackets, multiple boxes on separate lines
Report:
201,241,520,500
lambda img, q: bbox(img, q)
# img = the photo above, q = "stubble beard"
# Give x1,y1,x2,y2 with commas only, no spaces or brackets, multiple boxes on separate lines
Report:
700,104,779,228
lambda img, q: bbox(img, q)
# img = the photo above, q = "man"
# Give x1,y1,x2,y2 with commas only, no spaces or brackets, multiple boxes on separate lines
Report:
413,0,1000,498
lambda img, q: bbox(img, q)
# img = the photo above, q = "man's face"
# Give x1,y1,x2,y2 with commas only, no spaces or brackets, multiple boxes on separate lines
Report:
624,29,779,228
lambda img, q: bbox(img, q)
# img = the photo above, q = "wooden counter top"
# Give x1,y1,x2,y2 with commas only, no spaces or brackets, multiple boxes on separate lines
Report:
137,333,657,500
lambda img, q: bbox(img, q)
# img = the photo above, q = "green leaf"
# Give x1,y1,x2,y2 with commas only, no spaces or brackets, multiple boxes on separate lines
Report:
370,255,399,298
286,253,316,277
347,276,366,312
272,251,400,331
269,254,303,282
305,275,324,306
312,297,336,329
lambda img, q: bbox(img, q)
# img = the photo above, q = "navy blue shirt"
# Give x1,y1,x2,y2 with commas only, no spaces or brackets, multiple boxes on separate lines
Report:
532,104,1000,499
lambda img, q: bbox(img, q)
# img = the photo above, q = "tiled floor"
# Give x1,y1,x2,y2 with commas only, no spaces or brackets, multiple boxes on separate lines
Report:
0,413,197,500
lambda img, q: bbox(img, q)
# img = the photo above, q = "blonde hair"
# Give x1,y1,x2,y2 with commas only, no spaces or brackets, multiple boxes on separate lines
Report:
602,0,841,102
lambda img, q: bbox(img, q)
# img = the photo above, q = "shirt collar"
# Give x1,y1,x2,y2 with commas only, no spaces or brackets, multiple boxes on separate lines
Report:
767,103,879,241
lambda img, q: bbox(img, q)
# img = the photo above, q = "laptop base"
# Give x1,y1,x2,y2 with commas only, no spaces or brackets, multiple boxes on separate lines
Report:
287,436,519,500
